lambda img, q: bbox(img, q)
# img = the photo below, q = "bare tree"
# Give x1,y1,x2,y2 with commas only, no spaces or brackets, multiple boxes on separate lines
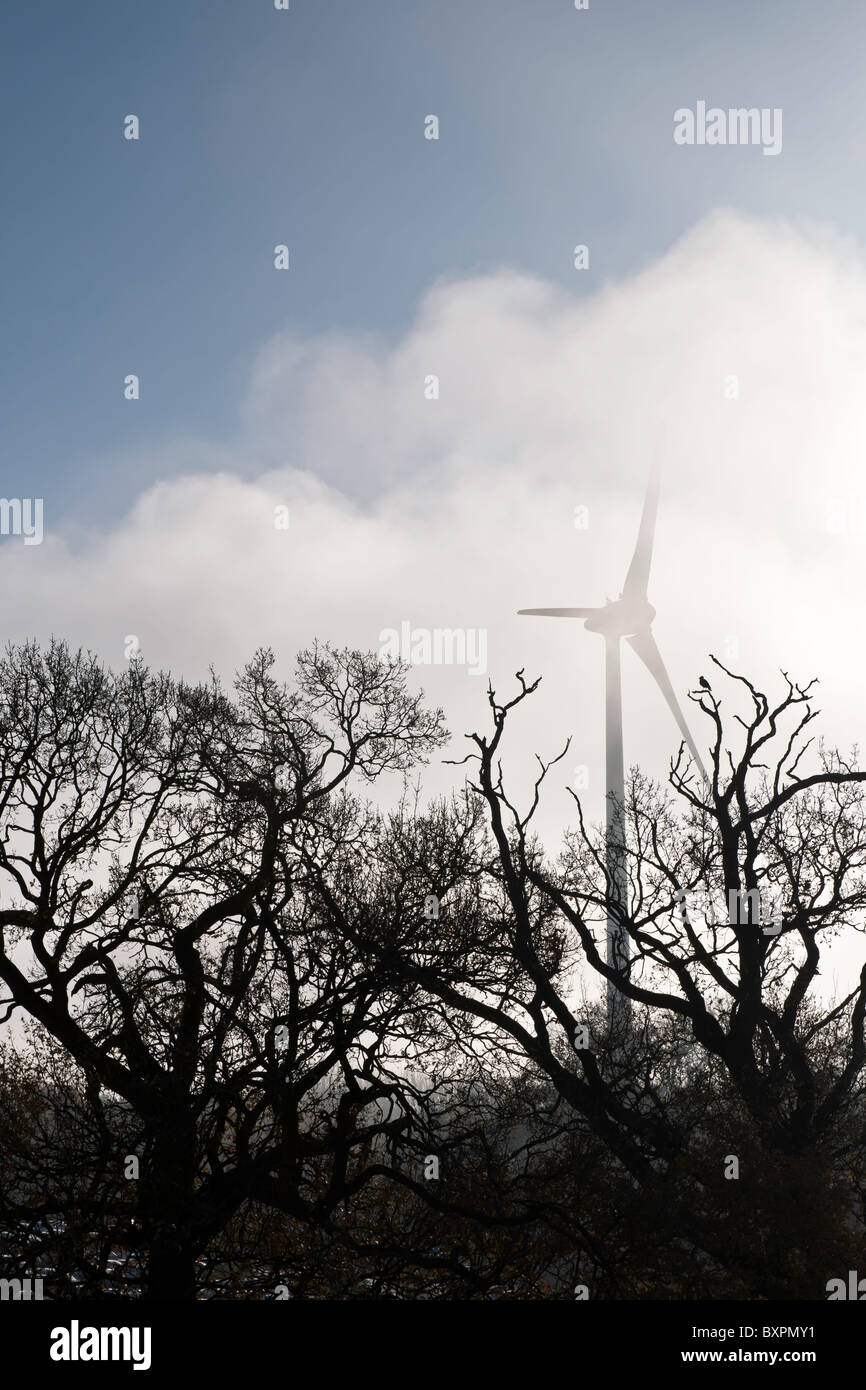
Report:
4,641,866,1300
0,639,446,1298
322,659,866,1297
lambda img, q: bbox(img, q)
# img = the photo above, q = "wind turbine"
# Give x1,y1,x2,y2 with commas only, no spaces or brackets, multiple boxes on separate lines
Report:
518,458,707,1028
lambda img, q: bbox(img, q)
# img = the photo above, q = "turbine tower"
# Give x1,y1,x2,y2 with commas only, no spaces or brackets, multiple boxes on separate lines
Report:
518,458,707,1029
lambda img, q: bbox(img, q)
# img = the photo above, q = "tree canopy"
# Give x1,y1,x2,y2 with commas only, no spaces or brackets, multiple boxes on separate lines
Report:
1,640,864,1300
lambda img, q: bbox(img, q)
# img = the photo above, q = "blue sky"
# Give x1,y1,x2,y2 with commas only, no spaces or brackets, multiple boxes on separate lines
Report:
4,0,866,525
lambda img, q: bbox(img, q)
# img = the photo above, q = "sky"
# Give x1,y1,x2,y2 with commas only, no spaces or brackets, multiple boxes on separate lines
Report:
5,0,866,996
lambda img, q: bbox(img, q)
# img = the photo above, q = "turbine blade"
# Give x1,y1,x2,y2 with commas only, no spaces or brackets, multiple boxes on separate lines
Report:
626,627,708,781
622,456,661,601
518,608,601,618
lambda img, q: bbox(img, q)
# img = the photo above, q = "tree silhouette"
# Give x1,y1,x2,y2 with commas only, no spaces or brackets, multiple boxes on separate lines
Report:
0,639,446,1298
3,642,866,1299
313,659,866,1297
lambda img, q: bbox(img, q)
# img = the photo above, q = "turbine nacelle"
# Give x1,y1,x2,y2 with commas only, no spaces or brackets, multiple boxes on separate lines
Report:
584,596,656,638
